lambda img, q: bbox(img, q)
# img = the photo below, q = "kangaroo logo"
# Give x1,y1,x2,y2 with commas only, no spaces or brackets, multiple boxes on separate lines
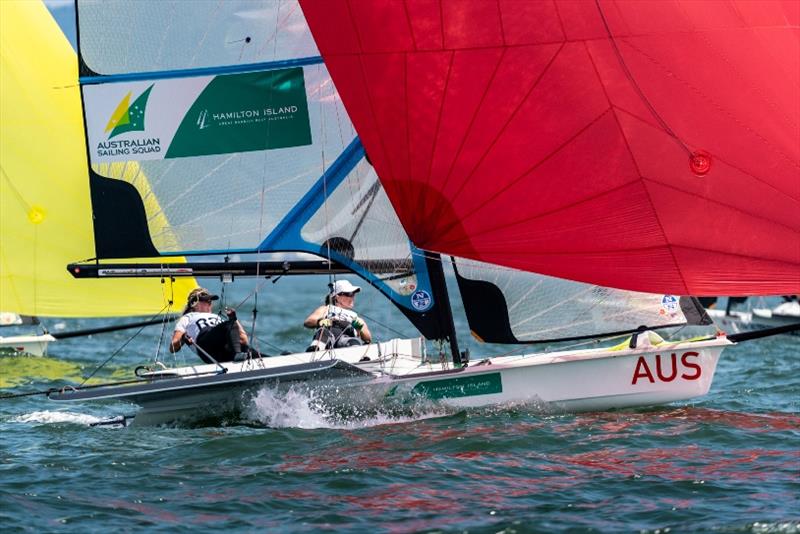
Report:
105,84,154,139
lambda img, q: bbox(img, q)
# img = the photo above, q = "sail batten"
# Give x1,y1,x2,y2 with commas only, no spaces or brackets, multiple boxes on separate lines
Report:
79,56,325,85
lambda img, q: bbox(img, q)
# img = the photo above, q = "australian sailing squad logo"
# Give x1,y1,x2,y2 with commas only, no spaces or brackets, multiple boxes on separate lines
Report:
96,84,162,157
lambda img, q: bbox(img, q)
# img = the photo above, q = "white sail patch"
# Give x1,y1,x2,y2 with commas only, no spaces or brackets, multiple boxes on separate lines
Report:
84,77,207,163
83,68,311,164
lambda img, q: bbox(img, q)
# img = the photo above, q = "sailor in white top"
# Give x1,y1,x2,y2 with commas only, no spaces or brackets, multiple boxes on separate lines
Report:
304,279,372,351
170,287,249,363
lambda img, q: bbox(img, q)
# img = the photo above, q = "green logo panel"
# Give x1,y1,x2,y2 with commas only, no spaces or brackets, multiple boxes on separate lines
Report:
166,67,311,158
412,372,502,400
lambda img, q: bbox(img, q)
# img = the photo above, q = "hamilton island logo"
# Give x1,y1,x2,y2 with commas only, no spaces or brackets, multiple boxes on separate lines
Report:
96,84,161,158
195,105,301,130
411,290,432,311
197,109,211,130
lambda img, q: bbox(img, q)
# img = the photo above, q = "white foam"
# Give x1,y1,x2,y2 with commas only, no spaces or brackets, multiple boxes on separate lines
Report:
246,387,333,429
245,385,451,430
11,410,104,426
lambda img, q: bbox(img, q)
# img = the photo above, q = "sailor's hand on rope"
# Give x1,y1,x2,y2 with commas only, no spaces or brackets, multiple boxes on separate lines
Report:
351,318,364,331
182,333,193,346
225,308,237,321
317,318,332,328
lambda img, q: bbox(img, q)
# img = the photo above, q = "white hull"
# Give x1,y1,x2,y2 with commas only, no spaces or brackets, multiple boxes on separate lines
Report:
51,336,729,426
0,334,55,357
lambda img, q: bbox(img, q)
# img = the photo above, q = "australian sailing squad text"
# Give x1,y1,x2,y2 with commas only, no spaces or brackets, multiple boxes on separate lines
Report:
97,138,161,157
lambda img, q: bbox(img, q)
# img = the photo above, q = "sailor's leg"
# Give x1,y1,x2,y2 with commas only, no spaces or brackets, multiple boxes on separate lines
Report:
334,335,364,348
195,322,239,362
195,329,226,363
224,320,242,355
306,327,337,352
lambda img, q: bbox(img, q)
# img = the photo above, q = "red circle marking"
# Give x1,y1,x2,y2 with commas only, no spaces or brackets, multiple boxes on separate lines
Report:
689,150,712,176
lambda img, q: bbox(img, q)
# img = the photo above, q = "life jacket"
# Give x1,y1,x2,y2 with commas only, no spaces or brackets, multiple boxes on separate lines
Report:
307,305,363,351
325,305,359,330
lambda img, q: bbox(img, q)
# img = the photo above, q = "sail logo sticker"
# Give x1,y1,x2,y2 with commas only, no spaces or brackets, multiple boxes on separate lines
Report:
105,85,154,139
396,278,417,296
197,110,211,130
659,295,680,318
411,290,432,311
411,373,502,399
165,68,312,158
95,84,162,158
87,68,310,163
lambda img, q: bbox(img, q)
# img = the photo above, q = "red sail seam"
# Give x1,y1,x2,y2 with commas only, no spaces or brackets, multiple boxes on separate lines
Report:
428,46,511,239
620,37,800,170
637,176,800,234
431,42,567,239
344,2,401,195
430,244,800,268
416,51,456,228
432,105,615,243
495,0,507,47
551,0,569,41
433,177,647,248
580,24,686,294
594,0,688,156
612,105,800,205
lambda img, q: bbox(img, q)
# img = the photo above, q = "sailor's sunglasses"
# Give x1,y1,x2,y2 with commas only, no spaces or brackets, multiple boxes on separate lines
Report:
338,292,356,297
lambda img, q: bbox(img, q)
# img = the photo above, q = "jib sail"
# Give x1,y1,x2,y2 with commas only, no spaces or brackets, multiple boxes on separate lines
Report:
74,0,448,337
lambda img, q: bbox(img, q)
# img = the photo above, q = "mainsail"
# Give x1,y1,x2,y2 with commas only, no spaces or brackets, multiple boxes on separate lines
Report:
0,0,195,318
299,0,800,296
453,257,711,344
73,0,451,338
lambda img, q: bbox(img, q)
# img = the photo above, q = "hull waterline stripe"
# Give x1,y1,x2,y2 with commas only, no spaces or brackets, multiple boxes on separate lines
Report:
48,360,372,402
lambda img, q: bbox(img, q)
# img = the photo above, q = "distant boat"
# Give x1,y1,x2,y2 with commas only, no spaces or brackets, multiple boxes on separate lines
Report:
43,0,799,425
706,297,800,336
0,314,54,357
0,0,197,356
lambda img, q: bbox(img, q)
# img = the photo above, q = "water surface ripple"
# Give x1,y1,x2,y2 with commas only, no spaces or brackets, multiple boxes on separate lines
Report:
1,283,798,532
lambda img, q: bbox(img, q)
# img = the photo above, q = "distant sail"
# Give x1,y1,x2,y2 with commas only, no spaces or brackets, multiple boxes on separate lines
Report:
300,0,800,296
0,0,195,317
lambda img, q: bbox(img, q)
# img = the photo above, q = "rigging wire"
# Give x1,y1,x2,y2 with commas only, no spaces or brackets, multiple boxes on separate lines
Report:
154,276,178,363
79,304,172,388
318,65,335,294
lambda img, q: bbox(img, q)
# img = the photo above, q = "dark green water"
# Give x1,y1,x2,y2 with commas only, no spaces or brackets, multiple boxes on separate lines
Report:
1,278,798,532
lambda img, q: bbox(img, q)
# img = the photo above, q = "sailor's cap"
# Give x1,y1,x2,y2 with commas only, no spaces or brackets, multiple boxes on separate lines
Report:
332,279,361,296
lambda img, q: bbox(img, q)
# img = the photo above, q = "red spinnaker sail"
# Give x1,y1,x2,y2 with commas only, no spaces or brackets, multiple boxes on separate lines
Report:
300,0,799,296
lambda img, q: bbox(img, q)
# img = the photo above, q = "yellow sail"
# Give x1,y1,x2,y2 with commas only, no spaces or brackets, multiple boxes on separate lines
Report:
0,0,195,317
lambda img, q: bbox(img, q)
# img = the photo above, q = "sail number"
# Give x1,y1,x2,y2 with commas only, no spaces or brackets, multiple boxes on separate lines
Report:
631,351,701,385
